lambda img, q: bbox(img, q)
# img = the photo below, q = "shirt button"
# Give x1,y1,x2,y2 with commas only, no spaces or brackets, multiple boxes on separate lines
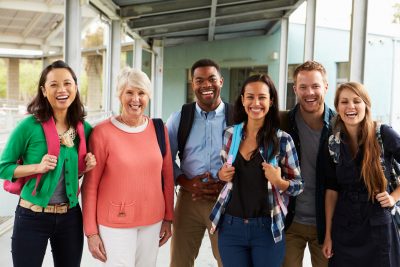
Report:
66,182,70,186
68,194,72,197
65,170,69,174
65,158,68,162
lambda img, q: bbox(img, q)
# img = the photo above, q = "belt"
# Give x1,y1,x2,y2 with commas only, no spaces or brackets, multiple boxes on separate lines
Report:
19,199,69,214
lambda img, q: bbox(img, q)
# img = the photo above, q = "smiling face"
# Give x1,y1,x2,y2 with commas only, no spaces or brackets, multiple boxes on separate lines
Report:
337,88,366,129
241,81,272,122
41,68,77,115
192,66,223,111
294,70,327,115
120,86,149,119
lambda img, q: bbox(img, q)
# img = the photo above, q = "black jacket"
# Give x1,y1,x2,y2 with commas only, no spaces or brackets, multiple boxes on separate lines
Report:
281,103,336,244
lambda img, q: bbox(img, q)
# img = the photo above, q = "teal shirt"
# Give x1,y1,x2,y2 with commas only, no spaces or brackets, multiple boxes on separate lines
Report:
0,115,92,207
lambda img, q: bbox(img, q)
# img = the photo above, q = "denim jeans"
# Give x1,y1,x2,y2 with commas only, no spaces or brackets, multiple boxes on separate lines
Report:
11,205,83,267
218,214,285,267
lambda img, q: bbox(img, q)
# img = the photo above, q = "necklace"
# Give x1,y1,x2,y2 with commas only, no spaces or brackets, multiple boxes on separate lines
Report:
119,115,144,127
59,127,76,147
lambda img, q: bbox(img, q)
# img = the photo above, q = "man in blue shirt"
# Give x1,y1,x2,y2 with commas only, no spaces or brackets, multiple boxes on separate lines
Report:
166,59,227,267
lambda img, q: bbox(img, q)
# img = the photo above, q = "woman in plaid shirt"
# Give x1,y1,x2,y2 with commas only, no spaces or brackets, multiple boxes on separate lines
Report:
209,74,303,267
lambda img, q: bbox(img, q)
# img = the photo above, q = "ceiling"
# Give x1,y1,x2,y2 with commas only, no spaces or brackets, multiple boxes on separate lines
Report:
111,0,305,46
0,0,305,54
0,0,97,54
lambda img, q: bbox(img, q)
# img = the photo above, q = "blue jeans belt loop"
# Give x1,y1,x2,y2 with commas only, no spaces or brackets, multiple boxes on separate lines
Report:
19,199,69,214
224,214,268,226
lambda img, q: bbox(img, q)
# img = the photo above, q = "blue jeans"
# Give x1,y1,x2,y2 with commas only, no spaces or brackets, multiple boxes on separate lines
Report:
11,205,83,267
218,214,285,267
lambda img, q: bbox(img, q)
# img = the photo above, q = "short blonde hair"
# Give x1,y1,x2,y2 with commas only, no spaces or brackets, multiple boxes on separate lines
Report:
117,67,152,98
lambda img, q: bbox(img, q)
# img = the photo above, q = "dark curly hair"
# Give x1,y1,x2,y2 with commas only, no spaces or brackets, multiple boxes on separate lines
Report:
190,58,221,78
27,60,86,127
233,74,280,160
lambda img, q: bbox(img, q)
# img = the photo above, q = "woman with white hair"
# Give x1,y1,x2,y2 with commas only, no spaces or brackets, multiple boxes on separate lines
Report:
82,67,174,267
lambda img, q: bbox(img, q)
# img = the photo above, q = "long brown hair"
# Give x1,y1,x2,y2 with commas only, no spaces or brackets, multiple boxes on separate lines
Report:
233,74,280,161
27,60,85,127
334,82,386,200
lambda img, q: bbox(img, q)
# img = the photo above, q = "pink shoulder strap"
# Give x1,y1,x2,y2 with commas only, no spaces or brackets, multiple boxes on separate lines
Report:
31,118,86,195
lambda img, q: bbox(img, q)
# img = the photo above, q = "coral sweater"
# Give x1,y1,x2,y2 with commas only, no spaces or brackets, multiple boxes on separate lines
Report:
82,118,174,236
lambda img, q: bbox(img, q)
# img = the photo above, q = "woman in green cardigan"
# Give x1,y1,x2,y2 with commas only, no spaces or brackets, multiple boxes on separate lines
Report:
0,60,96,267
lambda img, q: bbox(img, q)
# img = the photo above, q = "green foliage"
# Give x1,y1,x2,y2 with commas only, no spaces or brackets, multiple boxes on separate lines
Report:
19,59,42,101
82,27,104,49
79,71,88,105
0,59,6,98
394,3,400,23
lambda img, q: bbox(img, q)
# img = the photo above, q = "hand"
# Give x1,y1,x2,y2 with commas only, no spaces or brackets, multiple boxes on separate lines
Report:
261,162,282,185
376,191,396,208
218,163,235,182
322,237,333,259
177,173,222,201
37,154,57,173
159,220,172,247
84,152,97,173
87,234,107,262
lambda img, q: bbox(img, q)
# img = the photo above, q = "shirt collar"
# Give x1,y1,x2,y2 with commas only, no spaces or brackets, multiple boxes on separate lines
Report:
195,101,225,118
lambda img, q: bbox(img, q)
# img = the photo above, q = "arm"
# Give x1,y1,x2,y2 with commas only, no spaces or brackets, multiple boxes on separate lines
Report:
0,117,56,180
268,132,303,195
166,112,221,200
376,124,400,206
161,125,175,222
81,127,107,262
322,189,338,259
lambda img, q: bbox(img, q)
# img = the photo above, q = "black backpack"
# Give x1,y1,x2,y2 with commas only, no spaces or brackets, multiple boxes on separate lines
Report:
177,101,233,161
152,118,167,190
152,118,166,157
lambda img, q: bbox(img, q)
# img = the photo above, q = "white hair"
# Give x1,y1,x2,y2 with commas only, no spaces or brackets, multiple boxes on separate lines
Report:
117,67,152,98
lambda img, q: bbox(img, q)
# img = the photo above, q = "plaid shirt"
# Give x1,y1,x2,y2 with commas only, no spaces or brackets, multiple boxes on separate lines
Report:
209,125,303,243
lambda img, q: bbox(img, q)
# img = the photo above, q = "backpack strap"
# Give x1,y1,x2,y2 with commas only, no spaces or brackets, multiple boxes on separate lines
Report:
76,121,87,173
29,117,61,195
152,118,166,157
177,101,233,161
224,101,234,127
177,102,196,161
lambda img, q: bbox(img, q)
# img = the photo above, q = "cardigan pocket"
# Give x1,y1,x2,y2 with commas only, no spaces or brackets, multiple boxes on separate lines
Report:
108,201,135,224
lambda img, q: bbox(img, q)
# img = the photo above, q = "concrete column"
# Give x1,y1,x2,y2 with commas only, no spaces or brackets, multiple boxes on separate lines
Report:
133,39,142,70
86,55,103,111
152,40,164,118
278,18,289,110
7,58,20,100
109,20,121,115
64,0,81,74
349,0,368,83
304,0,316,61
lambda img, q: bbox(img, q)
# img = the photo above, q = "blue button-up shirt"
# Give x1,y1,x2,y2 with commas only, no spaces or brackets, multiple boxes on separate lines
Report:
166,102,226,182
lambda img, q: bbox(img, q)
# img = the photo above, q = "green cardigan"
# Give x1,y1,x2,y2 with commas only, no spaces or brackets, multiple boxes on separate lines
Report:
0,115,92,207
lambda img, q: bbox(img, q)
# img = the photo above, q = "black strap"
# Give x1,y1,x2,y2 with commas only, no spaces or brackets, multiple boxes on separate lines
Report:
177,103,196,161
152,118,166,157
177,101,233,161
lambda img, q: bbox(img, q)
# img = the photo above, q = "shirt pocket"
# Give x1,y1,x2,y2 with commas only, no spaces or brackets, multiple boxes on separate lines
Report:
108,201,135,224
